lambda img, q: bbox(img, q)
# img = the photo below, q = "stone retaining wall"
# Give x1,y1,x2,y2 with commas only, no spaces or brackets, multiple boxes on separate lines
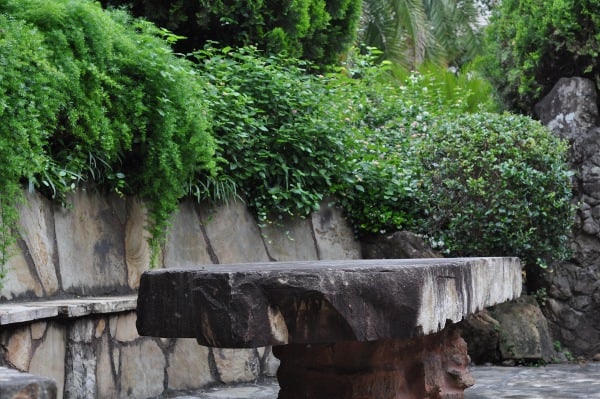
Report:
0,192,361,398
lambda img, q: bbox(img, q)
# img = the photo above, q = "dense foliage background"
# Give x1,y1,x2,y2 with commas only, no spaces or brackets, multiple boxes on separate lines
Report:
480,0,600,113
100,0,362,66
0,0,577,284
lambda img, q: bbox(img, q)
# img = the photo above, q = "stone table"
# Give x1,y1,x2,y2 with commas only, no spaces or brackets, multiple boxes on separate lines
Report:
137,258,522,399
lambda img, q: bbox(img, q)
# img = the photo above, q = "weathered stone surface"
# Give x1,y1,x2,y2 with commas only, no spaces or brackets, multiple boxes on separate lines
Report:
29,324,66,399
213,348,260,384
362,230,441,259
5,327,32,371
111,312,139,343
16,192,59,297
54,191,127,295
167,339,214,390
260,217,318,261
273,326,473,399
0,367,57,399
164,200,213,267
0,246,44,300
311,200,361,260
96,333,117,399
65,320,96,398
120,340,166,399
490,296,556,362
535,77,598,140
257,347,279,377
137,258,522,347
0,296,137,327
124,197,152,289
201,200,270,264
459,310,501,365
534,77,600,356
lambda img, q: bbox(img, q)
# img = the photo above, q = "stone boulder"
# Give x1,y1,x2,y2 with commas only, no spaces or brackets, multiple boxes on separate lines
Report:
534,77,600,356
461,296,557,364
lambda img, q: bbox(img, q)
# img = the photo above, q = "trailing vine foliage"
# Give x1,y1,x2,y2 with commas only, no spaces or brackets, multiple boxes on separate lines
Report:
0,0,216,270
100,0,362,66
479,0,600,113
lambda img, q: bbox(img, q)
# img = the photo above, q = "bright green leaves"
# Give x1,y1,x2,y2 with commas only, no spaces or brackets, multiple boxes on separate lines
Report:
0,0,215,263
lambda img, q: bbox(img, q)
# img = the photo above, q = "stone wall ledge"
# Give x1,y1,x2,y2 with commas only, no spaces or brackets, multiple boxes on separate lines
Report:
0,366,57,399
0,295,137,325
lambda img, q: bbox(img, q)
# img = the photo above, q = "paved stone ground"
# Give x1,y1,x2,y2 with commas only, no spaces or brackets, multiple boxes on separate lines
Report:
155,363,600,398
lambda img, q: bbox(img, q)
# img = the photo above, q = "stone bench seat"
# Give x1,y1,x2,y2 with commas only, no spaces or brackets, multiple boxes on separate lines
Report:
0,295,137,325
136,257,522,399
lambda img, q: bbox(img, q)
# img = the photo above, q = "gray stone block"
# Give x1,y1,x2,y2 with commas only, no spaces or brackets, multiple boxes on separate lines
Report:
0,367,57,399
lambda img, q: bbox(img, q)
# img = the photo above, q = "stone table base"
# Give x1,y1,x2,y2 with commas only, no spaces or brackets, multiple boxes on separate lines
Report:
272,326,474,399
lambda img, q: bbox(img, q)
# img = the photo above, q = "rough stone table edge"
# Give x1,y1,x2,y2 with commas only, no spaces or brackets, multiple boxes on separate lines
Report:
0,295,137,325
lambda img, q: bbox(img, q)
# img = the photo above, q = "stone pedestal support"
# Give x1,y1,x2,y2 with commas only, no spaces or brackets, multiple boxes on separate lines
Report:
273,326,473,399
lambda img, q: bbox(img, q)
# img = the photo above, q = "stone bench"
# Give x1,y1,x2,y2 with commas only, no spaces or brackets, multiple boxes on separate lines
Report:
136,257,522,399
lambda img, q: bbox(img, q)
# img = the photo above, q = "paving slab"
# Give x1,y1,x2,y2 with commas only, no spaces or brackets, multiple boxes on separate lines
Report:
156,363,600,399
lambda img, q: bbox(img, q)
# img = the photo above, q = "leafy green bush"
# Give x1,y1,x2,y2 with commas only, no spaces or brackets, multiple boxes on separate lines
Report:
332,52,501,235
101,0,362,66
417,112,574,267
329,54,574,267
480,0,600,112
194,46,348,223
0,0,216,260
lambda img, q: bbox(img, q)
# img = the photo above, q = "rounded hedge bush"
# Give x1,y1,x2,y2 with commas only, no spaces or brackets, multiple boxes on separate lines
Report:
417,112,574,267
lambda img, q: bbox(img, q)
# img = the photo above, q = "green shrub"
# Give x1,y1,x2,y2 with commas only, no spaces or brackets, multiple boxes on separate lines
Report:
100,0,362,66
480,0,600,112
0,0,216,261
194,46,348,223
332,52,501,235
417,112,574,267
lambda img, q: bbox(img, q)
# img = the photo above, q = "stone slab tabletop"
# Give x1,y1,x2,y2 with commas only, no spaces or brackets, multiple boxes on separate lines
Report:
0,295,137,325
137,257,522,348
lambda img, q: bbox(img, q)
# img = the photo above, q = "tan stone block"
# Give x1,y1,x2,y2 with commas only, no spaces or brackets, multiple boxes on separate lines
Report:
167,339,214,390
95,318,106,338
311,199,361,260
125,197,152,289
201,201,270,264
112,347,120,376
163,200,212,268
54,191,127,293
6,326,32,371
0,246,44,299
112,312,139,342
213,348,260,384
260,216,318,261
16,191,59,295
29,323,66,399
120,339,166,398
96,333,117,398
30,321,47,341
